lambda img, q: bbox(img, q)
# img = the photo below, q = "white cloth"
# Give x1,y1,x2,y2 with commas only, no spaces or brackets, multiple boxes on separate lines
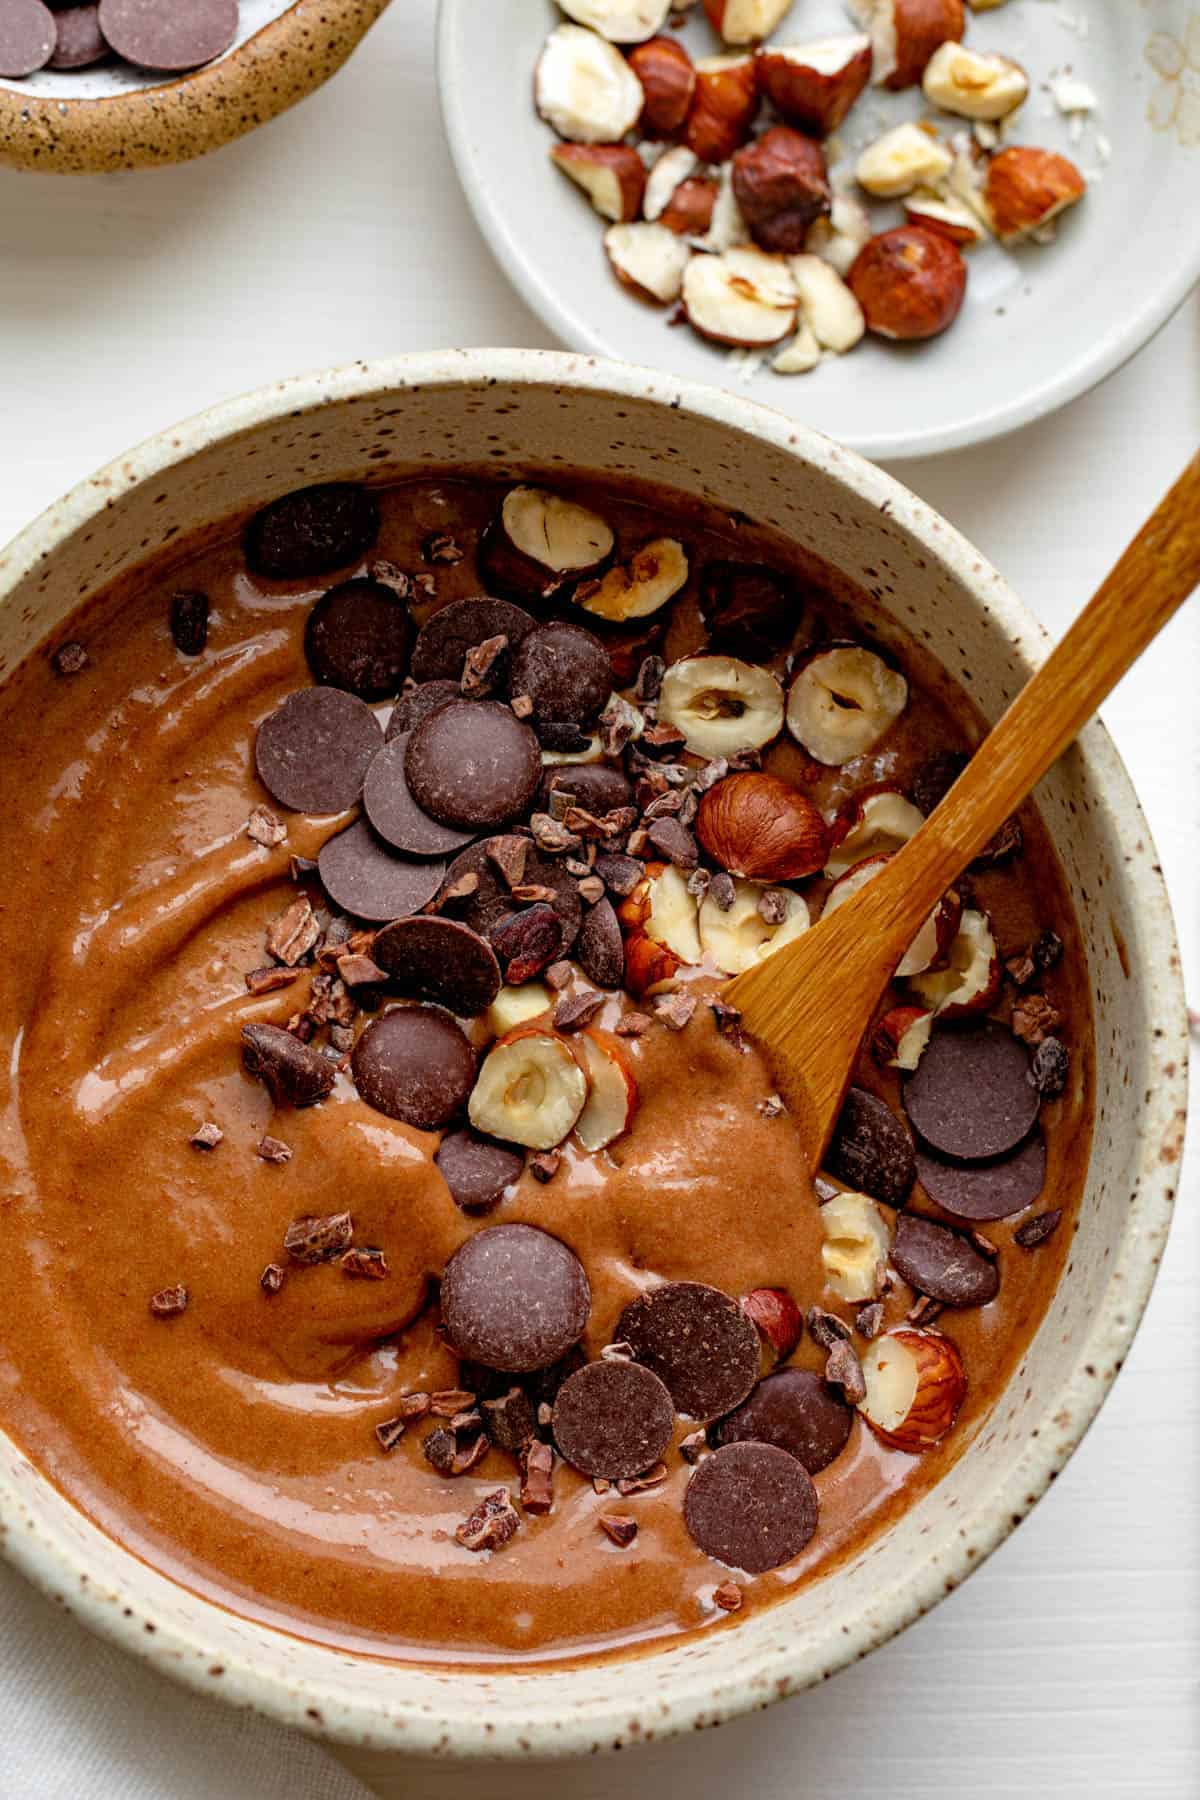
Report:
0,1561,371,1800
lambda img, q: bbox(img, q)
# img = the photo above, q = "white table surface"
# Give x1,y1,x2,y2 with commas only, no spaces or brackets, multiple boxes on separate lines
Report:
0,4,1196,1796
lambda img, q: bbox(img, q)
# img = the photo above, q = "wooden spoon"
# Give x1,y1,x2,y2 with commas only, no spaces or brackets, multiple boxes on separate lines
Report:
725,451,1200,1165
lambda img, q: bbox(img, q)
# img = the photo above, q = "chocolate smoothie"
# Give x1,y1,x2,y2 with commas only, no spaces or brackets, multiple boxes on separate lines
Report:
0,473,1091,1665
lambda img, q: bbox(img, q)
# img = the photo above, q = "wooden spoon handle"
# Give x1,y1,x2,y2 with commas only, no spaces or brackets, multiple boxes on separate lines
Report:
873,450,1200,941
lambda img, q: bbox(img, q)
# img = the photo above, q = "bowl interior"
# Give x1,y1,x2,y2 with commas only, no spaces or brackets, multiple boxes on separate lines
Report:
0,352,1183,1755
438,0,1200,458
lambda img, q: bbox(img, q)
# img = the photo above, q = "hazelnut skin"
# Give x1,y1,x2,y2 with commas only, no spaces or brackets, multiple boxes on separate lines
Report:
848,226,967,341
731,127,832,255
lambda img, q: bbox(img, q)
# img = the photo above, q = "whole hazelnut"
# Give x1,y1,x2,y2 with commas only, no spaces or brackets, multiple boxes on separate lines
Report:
731,126,832,254
696,771,829,881
848,225,967,341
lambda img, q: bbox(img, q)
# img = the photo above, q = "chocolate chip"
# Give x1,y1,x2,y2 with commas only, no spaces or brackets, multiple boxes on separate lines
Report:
283,1211,353,1264
826,1086,916,1207
375,1415,409,1453
438,840,582,950
684,1442,818,1573
0,0,55,76
342,1246,389,1280
823,1337,866,1405
553,990,605,1033
411,598,536,683
575,898,624,990
552,1360,675,1481
508,622,611,729
593,852,644,898
47,4,108,68
1029,1036,1070,1098
243,482,379,581
461,634,510,699
361,733,475,859
455,1487,520,1552
712,1581,743,1612
386,679,461,739
490,904,565,984
645,817,698,869
169,590,209,656
481,1386,537,1455
714,1368,853,1475
241,1022,336,1108
698,562,796,660
487,835,529,889
655,992,696,1032
149,1284,189,1319
424,1426,488,1477
916,1132,1046,1222
190,1121,223,1150
904,1021,1041,1162
256,687,383,815
1034,929,1064,973
351,1005,475,1130
971,815,1023,867
709,872,736,911
405,700,541,831
617,1282,760,1421
265,894,321,965
245,805,286,848
909,751,967,817
1014,1207,1063,1249
540,763,633,818
303,578,412,701
244,965,299,996
529,1151,560,1183
373,916,500,1016
316,820,444,924
892,1213,1000,1308
856,1301,884,1340
440,1223,591,1373
256,1135,292,1165
599,1514,638,1547
519,1439,556,1513
260,1263,286,1297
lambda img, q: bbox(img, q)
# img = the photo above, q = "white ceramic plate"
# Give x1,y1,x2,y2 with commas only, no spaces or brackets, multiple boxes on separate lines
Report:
438,0,1200,458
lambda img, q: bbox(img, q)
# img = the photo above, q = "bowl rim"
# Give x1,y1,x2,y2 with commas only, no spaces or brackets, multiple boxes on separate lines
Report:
0,348,1187,1757
434,0,1200,462
0,0,390,175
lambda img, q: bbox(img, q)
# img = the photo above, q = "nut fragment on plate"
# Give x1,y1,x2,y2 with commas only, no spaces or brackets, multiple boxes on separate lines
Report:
858,1328,966,1450
536,24,646,143
982,146,1086,243
683,54,758,163
683,248,799,345
819,1189,892,1302
661,177,719,237
703,0,796,46
787,254,865,352
629,37,696,134
606,222,693,303
643,144,699,222
787,645,907,764
732,126,831,255
550,143,647,222
904,188,987,247
468,1027,588,1149
921,41,1028,120
848,225,967,340
558,0,672,42
856,122,953,199
660,653,785,756
755,35,873,135
575,538,689,622
848,0,965,91
803,190,872,278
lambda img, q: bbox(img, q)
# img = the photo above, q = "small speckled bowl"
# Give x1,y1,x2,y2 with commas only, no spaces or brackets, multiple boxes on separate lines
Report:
0,351,1186,1757
0,0,390,173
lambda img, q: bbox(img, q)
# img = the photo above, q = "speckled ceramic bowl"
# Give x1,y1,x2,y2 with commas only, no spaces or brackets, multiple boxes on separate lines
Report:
0,350,1186,1757
0,0,390,173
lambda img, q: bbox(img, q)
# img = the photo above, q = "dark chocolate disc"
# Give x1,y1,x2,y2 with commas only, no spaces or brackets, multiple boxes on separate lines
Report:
304,578,412,701
98,0,236,70
539,762,633,815
318,820,445,923
714,1367,854,1475
440,1223,591,1373
892,1213,1000,1308
49,4,108,69
576,898,625,989
363,734,475,857
411,597,536,683
438,839,582,949
435,1130,524,1214
508,622,611,727
0,0,55,75
406,701,541,831
826,1087,916,1207
244,482,379,582
372,916,500,1017
916,1132,1046,1222
351,1005,475,1130
684,1442,818,1574
904,1021,1040,1162
386,680,460,740
617,1282,760,1421
552,1360,675,1481
255,687,383,815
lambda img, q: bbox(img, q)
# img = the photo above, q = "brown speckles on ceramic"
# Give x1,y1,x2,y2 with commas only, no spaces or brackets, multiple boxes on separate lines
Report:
0,351,1187,1757
0,0,389,173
